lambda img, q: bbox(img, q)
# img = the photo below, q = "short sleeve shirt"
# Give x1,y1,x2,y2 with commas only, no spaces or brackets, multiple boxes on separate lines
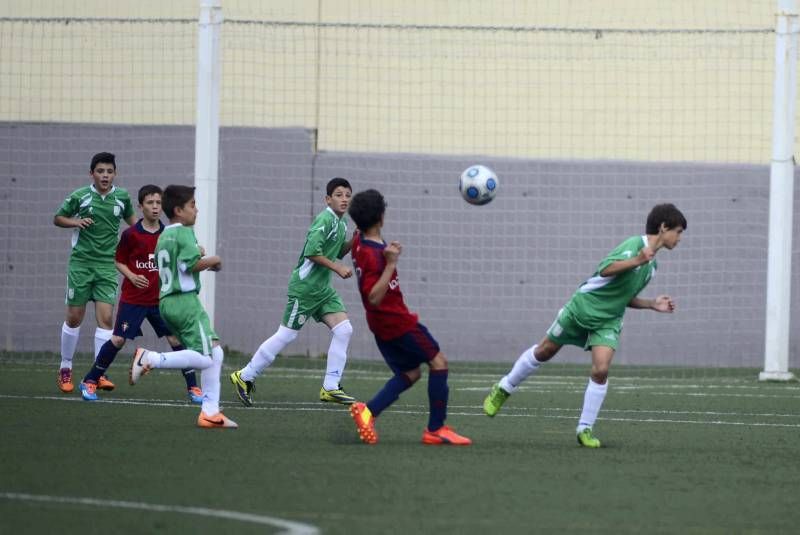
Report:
116,219,164,306
351,233,419,340
55,185,134,264
287,207,348,297
156,223,202,298
564,235,657,329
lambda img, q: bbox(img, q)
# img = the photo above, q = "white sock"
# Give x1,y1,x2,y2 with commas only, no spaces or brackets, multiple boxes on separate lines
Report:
200,345,224,415
94,327,112,359
147,349,212,370
241,325,298,381
323,320,352,391
577,379,608,433
60,323,80,369
499,344,541,393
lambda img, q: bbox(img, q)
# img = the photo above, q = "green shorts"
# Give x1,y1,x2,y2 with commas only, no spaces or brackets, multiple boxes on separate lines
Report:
282,287,346,330
159,292,218,356
65,262,118,306
545,307,622,351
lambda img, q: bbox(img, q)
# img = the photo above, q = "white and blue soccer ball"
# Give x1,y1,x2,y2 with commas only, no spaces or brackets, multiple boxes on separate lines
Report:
459,164,498,206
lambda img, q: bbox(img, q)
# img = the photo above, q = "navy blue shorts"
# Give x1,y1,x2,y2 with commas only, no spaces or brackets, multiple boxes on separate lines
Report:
375,322,440,374
113,302,172,340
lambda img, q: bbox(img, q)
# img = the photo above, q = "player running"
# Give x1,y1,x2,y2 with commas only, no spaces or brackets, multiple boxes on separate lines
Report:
78,185,202,402
483,203,686,447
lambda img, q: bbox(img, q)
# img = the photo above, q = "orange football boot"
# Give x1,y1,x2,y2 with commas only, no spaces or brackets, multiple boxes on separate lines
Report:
422,425,472,446
350,402,378,444
58,368,74,393
97,375,115,391
197,411,238,429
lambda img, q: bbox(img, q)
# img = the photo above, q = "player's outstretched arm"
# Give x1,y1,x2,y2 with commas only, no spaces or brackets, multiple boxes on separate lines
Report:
628,295,675,313
307,255,352,279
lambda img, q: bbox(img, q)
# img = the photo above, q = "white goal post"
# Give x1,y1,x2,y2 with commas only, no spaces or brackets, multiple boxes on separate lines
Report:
761,0,798,381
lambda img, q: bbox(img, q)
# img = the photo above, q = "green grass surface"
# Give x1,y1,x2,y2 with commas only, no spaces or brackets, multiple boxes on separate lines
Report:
2,352,799,534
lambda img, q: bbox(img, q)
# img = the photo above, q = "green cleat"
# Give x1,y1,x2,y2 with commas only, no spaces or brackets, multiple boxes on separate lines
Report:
230,370,255,407
483,383,510,417
319,386,356,405
577,427,601,448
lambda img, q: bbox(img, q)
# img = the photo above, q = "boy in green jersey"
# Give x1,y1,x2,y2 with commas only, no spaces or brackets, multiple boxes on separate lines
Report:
483,203,687,447
128,185,237,429
54,152,136,393
230,178,357,406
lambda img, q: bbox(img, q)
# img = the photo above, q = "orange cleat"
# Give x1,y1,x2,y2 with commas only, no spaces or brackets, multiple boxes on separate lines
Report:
197,411,238,429
97,375,115,391
349,402,378,444
58,368,74,393
422,425,472,446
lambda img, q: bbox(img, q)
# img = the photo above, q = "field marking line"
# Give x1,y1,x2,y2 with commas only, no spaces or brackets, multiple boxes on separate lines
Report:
0,491,319,535
2,393,799,428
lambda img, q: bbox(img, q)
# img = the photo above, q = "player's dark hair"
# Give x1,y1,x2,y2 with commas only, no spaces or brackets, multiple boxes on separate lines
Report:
90,152,116,172
326,177,352,196
138,184,163,205
646,203,687,234
162,185,195,219
348,189,387,231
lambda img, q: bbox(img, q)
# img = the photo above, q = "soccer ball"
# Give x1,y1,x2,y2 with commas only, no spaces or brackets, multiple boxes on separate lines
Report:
459,164,498,205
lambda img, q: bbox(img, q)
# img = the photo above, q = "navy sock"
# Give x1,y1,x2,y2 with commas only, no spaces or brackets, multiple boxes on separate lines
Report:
367,374,413,417
172,344,198,389
427,369,449,431
84,340,122,383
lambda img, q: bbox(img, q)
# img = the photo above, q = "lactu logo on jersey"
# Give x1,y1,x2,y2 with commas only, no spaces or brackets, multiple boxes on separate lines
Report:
136,254,158,271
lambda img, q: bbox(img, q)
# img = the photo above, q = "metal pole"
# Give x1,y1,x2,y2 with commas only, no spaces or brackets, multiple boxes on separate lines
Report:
194,0,223,327
761,0,798,381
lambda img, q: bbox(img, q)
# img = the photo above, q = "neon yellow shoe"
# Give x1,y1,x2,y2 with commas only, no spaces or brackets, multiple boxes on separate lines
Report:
349,402,378,444
319,386,356,405
483,383,510,417
229,370,255,407
577,427,601,448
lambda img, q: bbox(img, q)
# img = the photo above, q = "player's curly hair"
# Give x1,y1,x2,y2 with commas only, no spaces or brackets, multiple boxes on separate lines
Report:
646,203,687,234
162,185,195,219
348,189,386,231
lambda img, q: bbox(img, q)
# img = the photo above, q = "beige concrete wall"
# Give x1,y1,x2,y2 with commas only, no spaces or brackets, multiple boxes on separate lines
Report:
0,1,792,162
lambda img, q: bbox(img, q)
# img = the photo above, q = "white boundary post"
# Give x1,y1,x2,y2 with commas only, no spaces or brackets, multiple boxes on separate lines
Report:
761,0,798,381
194,0,223,326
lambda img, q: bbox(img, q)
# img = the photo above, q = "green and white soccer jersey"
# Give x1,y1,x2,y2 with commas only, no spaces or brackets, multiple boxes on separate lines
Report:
282,207,348,329
56,185,134,264
156,223,202,299
57,184,134,305
155,223,217,354
548,235,656,350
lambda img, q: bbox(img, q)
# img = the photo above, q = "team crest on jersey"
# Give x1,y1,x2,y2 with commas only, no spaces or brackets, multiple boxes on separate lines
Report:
122,321,129,332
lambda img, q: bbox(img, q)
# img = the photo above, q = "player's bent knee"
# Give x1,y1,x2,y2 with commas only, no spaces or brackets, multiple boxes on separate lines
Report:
331,319,353,337
111,335,126,348
428,352,448,370
403,368,421,383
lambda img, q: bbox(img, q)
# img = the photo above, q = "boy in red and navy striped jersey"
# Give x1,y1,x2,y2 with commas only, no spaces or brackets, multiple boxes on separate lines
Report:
78,185,201,402
347,189,471,446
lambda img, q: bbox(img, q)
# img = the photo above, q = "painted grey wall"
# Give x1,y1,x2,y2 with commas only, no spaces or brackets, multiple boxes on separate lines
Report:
2,123,798,369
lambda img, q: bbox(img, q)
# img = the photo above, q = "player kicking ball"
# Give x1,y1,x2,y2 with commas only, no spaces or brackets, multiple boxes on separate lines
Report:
346,189,471,446
483,203,686,447
129,185,236,429
78,185,202,402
